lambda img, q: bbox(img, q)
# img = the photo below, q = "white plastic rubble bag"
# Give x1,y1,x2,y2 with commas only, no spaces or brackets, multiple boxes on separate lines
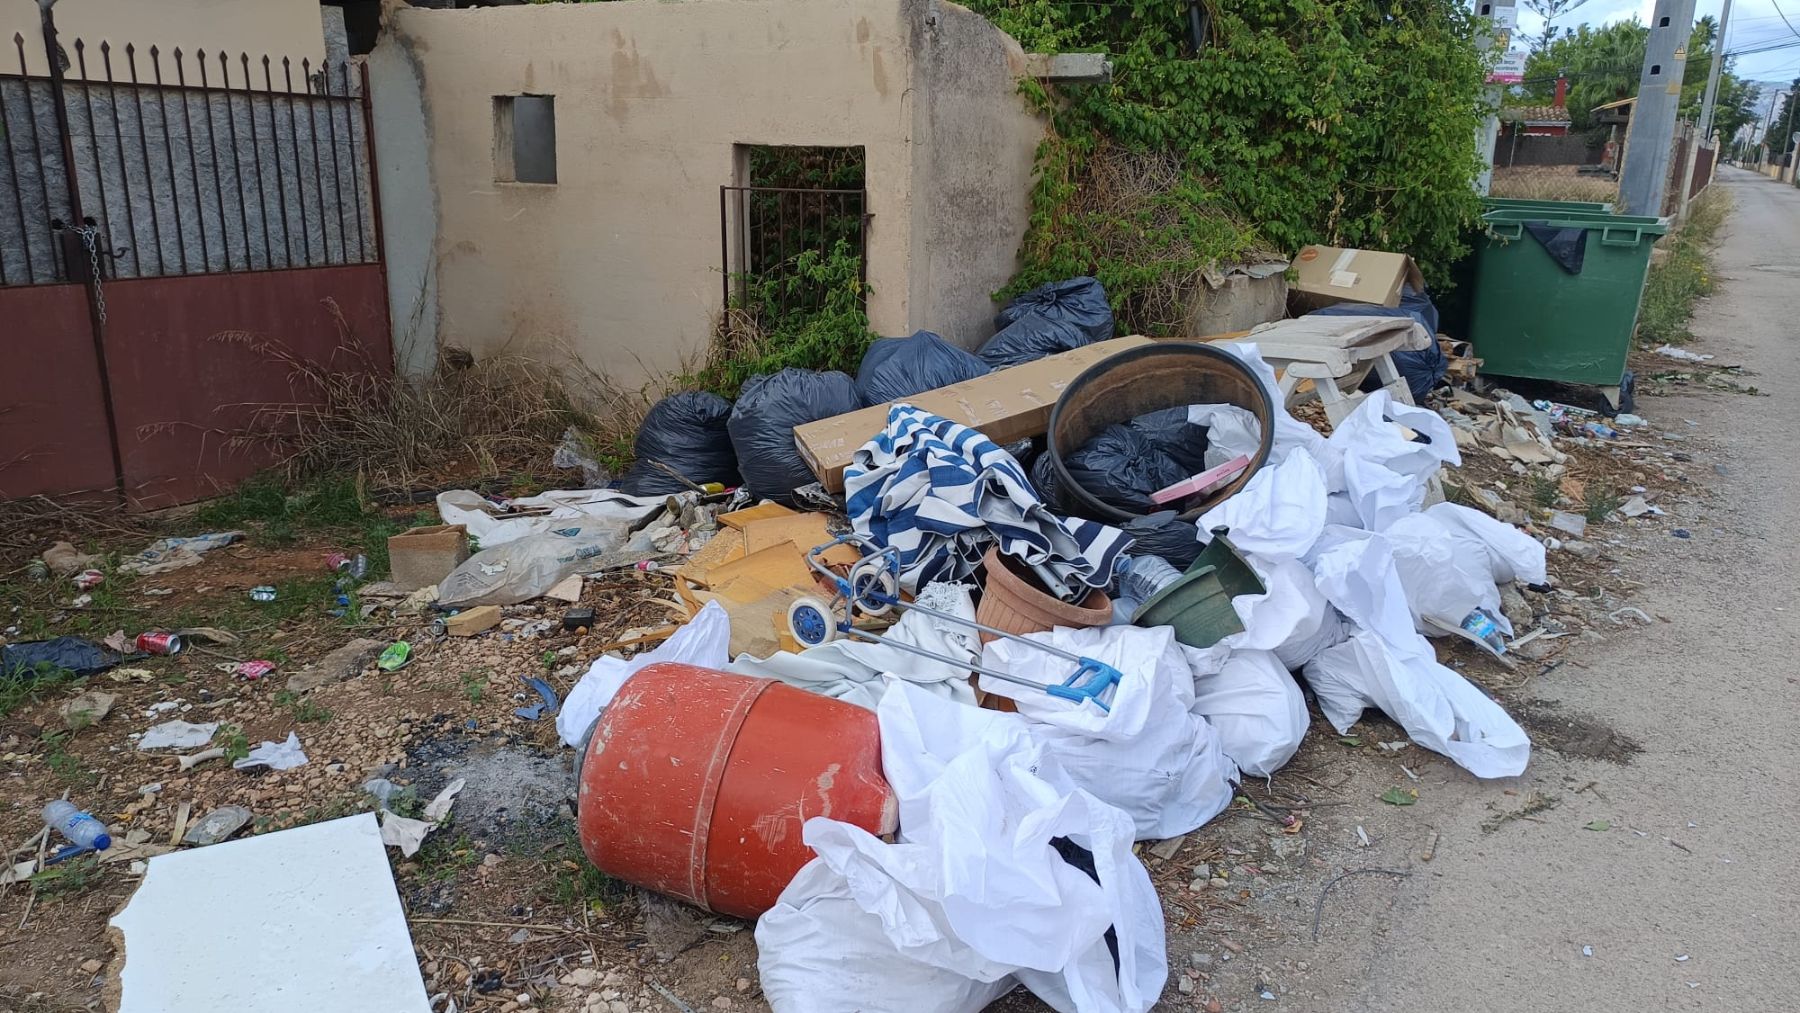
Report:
1326,391,1461,531
1196,451,1329,561
555,601,731,747
1306,530,1530,779
756,685,1166,1013
1222,554,1348,670
1380,512,1505,634
1185,648,1309,778
981,625,1237,839
1424,502,1548,586
1214,343,1336,471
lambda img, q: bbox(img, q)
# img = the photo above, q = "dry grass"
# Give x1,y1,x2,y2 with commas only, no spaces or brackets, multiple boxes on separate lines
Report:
1488,166,1620,203
208,303,656,492
0,494,152,568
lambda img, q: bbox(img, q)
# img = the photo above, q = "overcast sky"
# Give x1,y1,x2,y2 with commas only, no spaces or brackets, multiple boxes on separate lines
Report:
1515,0,1800,83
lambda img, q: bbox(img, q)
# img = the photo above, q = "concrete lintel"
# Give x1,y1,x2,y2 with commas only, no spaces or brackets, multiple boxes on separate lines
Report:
1022,52,1111,83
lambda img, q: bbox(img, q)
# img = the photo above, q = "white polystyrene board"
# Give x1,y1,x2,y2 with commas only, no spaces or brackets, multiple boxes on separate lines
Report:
110,812,431,1013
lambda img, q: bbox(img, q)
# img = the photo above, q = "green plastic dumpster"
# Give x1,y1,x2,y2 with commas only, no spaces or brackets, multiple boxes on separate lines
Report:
1467,207,1668,395
1481,196,1614,215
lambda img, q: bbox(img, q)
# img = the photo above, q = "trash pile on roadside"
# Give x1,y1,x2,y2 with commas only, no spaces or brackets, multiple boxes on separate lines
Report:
9,258,1681,1012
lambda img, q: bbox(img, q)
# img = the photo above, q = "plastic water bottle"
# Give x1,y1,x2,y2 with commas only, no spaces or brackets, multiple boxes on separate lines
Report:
42,800,111,851
1111,555,1184,624
1459,609,1507,655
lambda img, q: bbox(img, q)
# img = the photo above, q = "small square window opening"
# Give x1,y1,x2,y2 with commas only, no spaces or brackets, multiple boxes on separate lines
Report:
494,94,557,184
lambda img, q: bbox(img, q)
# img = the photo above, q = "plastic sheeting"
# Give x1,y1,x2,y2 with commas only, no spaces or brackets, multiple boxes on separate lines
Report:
1186,648,1309,779
1197,451,1329,560
436,523,663,607
436,489,673,548
756,684,1164,1013
980,625,1237,839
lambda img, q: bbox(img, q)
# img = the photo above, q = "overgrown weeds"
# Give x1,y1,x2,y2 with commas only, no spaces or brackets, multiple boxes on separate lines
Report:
0,661,79,719
1638,189,1730,345
1004,140,1280,336
683,240,875,398
212,306,647,492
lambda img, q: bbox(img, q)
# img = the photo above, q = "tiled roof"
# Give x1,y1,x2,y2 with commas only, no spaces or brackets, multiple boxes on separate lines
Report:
1503,104,1573,124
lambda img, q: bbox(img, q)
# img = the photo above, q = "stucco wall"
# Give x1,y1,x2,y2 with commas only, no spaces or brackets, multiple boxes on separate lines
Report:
5,0,325,75
372,0,1041,383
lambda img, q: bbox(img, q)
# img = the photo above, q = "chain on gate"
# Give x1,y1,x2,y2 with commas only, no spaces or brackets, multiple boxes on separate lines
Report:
73,223,106,324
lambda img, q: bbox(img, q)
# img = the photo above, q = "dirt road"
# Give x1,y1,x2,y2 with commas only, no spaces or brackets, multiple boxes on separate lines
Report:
1256,166,1800,1012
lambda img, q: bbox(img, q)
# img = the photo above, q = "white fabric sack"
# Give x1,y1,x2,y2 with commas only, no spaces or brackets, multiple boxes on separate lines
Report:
1307,532,1530,778
1327,391,1460,530
729,584,981,711
1302,631,1530,779
1381,512,1504,634
1196,451,1329,561
555,601,731,747
1424,502,1548,586
757,685,1165,1013
1186,649,1308,778
436,488,674,547
1222,553,1348,669
755,859,1016,1013
981,625,1237,839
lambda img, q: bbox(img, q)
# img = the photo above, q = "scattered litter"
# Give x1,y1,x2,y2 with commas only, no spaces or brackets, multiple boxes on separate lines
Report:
42,540,101,575
134,631,183,656
1676,954,1690,962
1356,826,1370,847
562,607,595,632
44,800,112,851
103,629,135,653
181,805,253,846
1582,945,1593,957
137,720,221,752
378,779,465,857
114,814,432,1011
232,732,310,772
377,642,412,672
73,568,106,590
1584,820,1611,832
1618,495,1662,518
559,601,731,747
1608,607,1652,627
1379,787,1416,806
2,636,128,678
234,660,277,681
1653,344,1713,362
1671,528,1692,539
1548,511,1588,537
250,585,278,602
175,748,227,772
513,677,561,721
118,531,244,575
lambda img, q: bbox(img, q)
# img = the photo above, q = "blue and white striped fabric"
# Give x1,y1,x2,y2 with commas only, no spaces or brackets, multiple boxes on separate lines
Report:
844,404,1132,598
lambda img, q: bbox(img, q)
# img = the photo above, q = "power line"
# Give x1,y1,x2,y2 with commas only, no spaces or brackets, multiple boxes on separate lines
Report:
1772,0,1800,39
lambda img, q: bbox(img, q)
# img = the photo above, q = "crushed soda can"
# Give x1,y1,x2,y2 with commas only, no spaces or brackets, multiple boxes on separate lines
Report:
324,551,350,571
73,569,105,590
233,660,277,681
25,560,49,582
135,631,183,656
249,585,278,602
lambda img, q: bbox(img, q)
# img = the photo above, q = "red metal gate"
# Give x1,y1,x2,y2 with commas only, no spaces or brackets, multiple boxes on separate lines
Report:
0,11,391,509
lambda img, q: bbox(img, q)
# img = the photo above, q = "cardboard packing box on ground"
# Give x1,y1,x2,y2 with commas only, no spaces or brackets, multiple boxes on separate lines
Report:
794,336,1154,492
387,523,470,591
1289,245,1425,311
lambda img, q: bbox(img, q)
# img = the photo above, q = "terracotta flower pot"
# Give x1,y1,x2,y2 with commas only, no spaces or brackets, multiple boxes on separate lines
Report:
974,546,1112,646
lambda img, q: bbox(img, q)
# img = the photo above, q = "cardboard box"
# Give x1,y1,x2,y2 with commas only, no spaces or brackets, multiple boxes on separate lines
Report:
794,336,1153,492
1289,245,1424,311
387,523,469,591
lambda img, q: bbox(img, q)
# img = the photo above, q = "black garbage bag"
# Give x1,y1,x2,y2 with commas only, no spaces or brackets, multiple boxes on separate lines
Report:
1119,511,1202,571
993,277,1115,342
1061,425,1189,514
728,369,862,502
618,392,742,495
1,636,127,678
1124,406,1211,474
978,277,1116,369
855,331,990,406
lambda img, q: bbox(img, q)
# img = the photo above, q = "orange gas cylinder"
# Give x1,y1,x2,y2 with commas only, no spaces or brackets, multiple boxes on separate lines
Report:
575,662,897,919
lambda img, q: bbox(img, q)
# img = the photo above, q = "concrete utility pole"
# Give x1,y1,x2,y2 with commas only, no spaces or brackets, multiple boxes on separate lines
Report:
1678,0,1731,217
1619,0,1699,216
1475,0,1522,195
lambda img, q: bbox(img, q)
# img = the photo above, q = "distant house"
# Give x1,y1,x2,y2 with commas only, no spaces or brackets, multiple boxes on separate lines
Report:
1503,76,1573,137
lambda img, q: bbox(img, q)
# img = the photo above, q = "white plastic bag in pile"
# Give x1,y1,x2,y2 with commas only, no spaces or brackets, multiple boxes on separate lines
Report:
1196,451,1329,561
756,685,1166,1013
1327,391,1461,532
1424,502,1548,586
1305,531,1530,778
1223,553,1349,670
436,488,673,547
1381,512,1505,634
1185,648,1309,779
980,625,1237,839
1214,343,1336,471
555,601,731,747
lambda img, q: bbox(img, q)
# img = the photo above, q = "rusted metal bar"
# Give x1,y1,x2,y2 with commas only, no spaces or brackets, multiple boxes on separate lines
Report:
72,40,115,277
301,59,330,261
357,62,386,271
172,48,210,271
149,47,190,273
123,46,165,275
239,53,274,270
718,185,729,312
16,34,56,278
281,57,312,266
259,56,293,267
2,39,35,283
341,61,366,261
196,51,239,270
98,43,142,276
318,59,347,261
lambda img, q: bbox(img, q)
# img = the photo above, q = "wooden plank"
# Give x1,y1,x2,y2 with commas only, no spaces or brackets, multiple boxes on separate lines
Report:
676,527,747,588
